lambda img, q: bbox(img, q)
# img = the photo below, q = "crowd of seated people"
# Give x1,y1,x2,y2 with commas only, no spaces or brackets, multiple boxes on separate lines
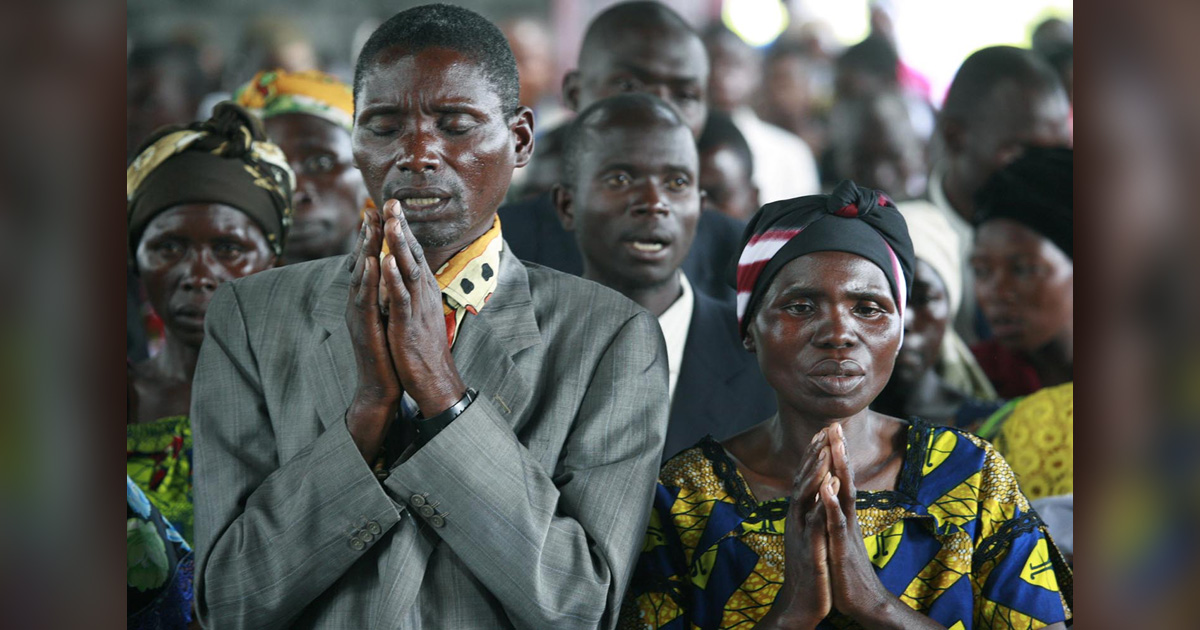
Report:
126,3,1073,628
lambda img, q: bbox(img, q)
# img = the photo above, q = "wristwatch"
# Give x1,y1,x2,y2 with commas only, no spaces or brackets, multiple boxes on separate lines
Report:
412,388,477,447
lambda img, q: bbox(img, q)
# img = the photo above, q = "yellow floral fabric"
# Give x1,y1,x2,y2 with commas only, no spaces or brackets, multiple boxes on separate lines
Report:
622,420,1072,629
989,383,1073,500
127,415,194,543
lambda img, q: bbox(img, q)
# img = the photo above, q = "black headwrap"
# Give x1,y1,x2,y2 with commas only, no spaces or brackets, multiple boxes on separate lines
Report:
735,180,915,338
973,146,1072,259
127,102,295,263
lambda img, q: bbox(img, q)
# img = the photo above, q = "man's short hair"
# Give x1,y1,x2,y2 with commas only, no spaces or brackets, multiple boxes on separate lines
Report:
353,3,520,116
698,111,754,177
578,1,698,60
560,93,687,185
941,46,1063,121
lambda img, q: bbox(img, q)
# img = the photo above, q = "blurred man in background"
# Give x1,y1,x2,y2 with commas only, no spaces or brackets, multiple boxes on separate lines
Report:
500,0,743,303
696,111,759,221
703,24,820,203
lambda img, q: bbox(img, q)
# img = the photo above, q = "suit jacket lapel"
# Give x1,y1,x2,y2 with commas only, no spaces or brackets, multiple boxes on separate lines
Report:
307,268,358,432
451,247,540,431
668,292,744,450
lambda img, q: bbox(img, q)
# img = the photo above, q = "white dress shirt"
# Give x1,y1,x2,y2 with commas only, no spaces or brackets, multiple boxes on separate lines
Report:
656,273,695,402
731,107,821,204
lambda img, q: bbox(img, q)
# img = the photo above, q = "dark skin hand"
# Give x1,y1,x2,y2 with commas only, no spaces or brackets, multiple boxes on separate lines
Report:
343,200,467,463
752,431,833,629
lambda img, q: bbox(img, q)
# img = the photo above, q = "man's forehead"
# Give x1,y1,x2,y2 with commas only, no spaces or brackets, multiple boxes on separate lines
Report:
583,31,707,79
357,50,502,107
974,80,1067,132
582,124,697,168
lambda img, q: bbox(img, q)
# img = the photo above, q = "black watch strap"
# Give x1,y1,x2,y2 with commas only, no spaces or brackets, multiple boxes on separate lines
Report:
412,388,477,447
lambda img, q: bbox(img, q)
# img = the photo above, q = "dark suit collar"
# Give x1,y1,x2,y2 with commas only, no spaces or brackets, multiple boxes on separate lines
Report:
679,290,745,384
307,245,539,431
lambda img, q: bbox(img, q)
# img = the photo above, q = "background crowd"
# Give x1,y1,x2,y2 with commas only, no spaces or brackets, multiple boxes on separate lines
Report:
124,1,1075,627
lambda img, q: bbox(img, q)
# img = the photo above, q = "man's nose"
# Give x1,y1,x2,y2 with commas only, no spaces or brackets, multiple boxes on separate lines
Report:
395,126,441,173
629,179,670,217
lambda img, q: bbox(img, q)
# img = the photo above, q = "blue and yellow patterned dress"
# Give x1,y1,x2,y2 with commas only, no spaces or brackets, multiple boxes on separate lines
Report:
622,419,1072,629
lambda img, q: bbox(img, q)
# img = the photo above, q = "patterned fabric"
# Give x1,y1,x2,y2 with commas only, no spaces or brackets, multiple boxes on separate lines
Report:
128,476,194,629
622,419,1072,630
985,383,1073,501
435,215,503,348
734,180,914,339
233,69,355,132
128,415,194,543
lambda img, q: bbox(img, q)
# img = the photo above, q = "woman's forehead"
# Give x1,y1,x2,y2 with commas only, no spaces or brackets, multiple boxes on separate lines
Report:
770,251,891,295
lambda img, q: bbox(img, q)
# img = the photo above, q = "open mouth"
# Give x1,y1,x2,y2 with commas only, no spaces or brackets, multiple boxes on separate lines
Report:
623,232,674,260
389,187,453,215
630,241,666,253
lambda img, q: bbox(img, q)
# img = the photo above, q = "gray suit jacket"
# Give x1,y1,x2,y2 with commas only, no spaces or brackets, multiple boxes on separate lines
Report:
192,246,669,629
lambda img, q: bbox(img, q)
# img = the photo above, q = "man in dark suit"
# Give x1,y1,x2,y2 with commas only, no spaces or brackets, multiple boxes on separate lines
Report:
555,93,776,463
499,1,741,303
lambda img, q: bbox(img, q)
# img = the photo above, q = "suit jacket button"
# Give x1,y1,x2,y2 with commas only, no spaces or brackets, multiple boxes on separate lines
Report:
410,494,427,507
428,514,446,528
349,536,366,551
418,505,435,518
360,529,374,543
367,521,382,535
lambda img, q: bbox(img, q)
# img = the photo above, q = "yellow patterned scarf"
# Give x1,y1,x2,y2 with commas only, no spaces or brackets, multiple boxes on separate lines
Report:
434,215,503,347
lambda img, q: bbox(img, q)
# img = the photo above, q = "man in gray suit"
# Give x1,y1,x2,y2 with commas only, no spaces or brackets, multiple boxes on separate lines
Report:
191,5,669,628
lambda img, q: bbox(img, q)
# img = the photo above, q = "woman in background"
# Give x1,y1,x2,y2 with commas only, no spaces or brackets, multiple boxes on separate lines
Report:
126,102,294,543
970,147,1073,398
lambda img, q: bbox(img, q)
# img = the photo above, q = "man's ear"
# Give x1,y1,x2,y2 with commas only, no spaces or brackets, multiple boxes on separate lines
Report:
562,70,582,112
551,183,575,231
510,106,536,168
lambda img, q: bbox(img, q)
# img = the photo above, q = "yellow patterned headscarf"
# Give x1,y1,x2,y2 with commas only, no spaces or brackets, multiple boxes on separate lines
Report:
233,69,355,132
127,102,296,260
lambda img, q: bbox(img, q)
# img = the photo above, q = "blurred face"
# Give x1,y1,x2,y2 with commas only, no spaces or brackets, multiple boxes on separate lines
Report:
127,64,197,157
705,34,758,112
502,19,555,107
970,219,1073,353
569,27,709,138
747,251,902,418
700,143,758,220
893,260,950,385
763,54,813,119
136,204,275,347
948,81,1071,200
353,46,533,250
265,113,367,263
841,109,925,200
559,121,701,293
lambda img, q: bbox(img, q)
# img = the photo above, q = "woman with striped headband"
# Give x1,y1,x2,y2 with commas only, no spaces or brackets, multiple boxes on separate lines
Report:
127,102,294,550
622,181,1071,629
